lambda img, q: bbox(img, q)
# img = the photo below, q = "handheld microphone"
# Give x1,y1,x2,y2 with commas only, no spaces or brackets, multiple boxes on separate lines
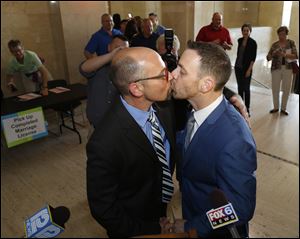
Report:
49,205,70,229
207,188,240,238
24,204,70,238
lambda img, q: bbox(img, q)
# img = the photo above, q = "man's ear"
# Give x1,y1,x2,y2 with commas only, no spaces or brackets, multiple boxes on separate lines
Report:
128,82,144,97
199,77,215,93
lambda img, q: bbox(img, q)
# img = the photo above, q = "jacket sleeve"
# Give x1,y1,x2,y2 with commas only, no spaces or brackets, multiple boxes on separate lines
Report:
249,39,257,63
216,137,257,224
86,133,161,237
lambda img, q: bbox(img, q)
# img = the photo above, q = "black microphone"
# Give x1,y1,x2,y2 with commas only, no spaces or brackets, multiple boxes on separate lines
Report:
49,205,70,228
24,204,70,238
210,188,240,238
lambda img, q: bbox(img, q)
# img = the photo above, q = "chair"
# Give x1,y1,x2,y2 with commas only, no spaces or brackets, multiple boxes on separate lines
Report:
47,79,83,144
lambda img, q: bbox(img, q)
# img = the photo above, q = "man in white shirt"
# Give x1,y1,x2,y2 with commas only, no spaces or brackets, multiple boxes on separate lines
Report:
164,41,257,238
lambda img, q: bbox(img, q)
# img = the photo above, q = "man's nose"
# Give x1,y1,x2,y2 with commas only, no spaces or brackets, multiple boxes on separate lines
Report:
170,68,179,80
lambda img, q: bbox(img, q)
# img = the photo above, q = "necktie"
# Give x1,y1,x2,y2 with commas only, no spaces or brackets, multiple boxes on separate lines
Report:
185,113,195,150
148,111,174,203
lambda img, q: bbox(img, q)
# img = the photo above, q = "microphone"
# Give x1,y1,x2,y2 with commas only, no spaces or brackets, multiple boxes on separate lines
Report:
24,204,70,238
49,205,70,229
206,188,240,238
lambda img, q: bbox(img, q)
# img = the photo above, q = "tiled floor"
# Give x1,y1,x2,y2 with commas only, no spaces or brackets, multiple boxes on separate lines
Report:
1,59,299,237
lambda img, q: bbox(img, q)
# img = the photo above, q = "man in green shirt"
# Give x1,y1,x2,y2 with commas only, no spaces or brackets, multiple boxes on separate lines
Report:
6,39,52,96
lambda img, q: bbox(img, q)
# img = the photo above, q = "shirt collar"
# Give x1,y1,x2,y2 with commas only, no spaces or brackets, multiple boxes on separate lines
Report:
193,94,224,128
120,96,155,128
209,23,223,31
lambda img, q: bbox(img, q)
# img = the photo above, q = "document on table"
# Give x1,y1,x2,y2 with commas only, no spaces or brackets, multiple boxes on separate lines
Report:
17,93,42,101
48,87,71,94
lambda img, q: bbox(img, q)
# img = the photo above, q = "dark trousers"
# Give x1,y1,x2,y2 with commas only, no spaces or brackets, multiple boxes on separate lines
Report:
235,67,252,111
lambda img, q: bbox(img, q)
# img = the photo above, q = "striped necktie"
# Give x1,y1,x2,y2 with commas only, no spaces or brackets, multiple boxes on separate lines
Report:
148,111,174,203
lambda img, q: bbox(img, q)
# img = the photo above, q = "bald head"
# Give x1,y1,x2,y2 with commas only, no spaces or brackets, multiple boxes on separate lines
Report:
101,13,113,31
212,12,222,29
141,18,153,38
110,47,164,95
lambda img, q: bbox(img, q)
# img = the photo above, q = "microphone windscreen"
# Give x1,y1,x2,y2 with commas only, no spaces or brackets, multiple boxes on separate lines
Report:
49,206,71,228
210,188,228,208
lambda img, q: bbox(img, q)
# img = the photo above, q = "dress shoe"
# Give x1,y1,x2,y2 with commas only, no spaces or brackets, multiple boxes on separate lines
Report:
280,110,289,115
269,109,279,113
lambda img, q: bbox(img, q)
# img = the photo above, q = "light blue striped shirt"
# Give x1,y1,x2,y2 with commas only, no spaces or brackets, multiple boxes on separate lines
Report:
120,96,171,167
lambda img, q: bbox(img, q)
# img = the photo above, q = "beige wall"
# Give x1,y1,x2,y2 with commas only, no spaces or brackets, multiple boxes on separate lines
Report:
289,1,299,54
2,1,298,97
109,1,161,20
224,1,260,27
161,1,194,55
59,1,108,84
258,1,283,43
1,1,108,97
1,1,66,96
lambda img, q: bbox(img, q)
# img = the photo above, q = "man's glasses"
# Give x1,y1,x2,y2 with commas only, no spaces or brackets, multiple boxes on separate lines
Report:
133,68,169,83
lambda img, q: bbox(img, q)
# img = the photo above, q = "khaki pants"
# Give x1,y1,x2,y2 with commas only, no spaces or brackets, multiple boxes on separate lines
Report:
271,68,293,111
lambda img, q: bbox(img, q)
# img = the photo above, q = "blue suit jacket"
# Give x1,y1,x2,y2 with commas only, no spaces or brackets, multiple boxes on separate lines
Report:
177,98,257,237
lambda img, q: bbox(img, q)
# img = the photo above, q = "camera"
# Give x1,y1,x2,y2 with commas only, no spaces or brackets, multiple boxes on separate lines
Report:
161,29,178,72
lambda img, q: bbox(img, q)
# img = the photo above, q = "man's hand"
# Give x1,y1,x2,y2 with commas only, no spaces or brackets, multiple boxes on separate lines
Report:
222,41,232,50
212,39,221,44
40,87,48,96
173,219,186,233
111,46,127,56
229,95,251,127
159,217,174,233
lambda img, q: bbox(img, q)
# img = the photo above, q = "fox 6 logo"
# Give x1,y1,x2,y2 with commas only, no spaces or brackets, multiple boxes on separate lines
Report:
208,204,234,221
206,203,238,229
27,208,50,235
25,206,63,238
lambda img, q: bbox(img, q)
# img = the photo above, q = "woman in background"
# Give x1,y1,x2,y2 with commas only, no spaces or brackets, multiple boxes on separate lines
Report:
267,26,298,115
234,23,257,116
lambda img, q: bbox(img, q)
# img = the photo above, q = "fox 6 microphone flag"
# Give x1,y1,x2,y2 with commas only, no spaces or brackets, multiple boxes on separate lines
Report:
206,203,239,229
24,205,64,238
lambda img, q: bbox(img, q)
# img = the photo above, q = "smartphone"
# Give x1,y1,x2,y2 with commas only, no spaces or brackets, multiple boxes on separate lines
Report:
128,13,132,18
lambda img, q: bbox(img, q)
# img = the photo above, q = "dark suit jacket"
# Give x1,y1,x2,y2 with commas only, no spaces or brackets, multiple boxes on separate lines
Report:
235,37,257,72
177,98,257,238
86,96,177,238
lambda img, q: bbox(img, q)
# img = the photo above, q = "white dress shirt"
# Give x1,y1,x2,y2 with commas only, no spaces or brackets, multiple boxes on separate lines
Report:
190,94,224,141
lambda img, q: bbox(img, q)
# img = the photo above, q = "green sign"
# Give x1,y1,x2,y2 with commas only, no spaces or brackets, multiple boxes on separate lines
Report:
1,107,48,148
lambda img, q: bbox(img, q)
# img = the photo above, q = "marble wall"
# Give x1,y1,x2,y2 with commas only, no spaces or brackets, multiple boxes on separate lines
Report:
1,1,298,97
1,1,66,95
1,1,107,96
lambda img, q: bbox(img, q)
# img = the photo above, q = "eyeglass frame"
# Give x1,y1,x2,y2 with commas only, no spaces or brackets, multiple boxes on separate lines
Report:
133,68,169,83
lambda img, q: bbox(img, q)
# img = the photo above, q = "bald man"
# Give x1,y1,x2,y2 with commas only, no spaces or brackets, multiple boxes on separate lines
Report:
84,13,123,59
196,12,233,50
86,47,177,237
131,18,160,51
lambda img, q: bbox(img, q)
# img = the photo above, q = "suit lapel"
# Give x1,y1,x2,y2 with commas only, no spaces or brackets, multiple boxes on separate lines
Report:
183,99,227,168
114,97,158,160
